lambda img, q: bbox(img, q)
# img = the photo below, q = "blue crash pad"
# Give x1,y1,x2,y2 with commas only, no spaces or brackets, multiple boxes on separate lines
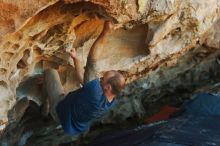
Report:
88,93,220,146
184,93,220,116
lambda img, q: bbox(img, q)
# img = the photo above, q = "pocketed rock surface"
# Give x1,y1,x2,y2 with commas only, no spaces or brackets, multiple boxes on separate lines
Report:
0,0,220,145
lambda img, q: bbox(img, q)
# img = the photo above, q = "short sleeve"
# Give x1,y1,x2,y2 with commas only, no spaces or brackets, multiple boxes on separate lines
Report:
82,79,103,98
84,59,99,84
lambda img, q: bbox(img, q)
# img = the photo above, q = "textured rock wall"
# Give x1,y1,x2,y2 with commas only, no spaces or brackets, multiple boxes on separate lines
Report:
0,0,220,145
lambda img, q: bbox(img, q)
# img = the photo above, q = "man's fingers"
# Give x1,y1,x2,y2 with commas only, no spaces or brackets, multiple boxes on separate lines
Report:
113,24,122,30
104,21,122,31
70,48,76,52
104,21,113,29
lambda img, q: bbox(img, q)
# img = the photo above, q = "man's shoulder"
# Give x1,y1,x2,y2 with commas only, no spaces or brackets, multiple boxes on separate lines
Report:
82,78,103,97
83,78,100,89
85,78,100,84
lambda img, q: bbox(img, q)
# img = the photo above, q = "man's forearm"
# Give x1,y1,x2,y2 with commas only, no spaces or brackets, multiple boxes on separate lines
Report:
87,26,109,60
84,21,113,84
84,26,109,84
72,57,84,84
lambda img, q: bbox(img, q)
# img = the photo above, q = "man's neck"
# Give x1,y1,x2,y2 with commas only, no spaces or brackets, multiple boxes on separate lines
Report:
105,94,114,103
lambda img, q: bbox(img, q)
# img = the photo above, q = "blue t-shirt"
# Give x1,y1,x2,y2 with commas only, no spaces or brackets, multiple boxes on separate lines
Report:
56,79,116,136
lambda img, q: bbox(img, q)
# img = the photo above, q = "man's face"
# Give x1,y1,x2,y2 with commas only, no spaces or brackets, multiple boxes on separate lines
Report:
100,71,113,92
100,72,109,87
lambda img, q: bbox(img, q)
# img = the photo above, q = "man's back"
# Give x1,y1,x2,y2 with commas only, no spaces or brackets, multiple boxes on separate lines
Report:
56,79,115,135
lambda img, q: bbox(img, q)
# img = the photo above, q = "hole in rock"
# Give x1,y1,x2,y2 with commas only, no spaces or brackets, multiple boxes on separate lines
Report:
16,74,44,104
17,59,26,69
12,44,20,50
0,80,8,89
0,68,7,74
40,24,64,45
2,52,14,60
2,41,11,49
17,49,30,69
33,45,43,56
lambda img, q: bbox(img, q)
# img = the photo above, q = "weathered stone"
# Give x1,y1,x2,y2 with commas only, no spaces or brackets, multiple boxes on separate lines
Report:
0,0,220,145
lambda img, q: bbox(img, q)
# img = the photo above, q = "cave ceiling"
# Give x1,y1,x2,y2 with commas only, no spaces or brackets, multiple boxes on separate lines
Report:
0,0,220,145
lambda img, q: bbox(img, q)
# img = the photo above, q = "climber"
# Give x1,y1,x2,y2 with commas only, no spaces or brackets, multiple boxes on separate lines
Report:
43,21,125,138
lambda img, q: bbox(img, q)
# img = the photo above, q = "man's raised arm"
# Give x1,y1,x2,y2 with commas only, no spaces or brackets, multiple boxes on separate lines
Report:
84,21,113,84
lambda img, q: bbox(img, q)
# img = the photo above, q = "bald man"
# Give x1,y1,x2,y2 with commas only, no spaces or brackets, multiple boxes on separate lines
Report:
44,21,125,137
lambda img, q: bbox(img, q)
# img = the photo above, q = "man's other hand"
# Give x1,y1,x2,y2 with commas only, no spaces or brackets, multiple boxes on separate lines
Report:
69,48,77,59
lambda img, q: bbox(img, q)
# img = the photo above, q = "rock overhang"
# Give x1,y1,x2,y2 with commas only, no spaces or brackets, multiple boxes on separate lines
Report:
0,0,220,145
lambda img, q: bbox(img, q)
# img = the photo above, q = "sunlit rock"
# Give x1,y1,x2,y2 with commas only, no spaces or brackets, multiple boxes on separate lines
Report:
0,0,220,145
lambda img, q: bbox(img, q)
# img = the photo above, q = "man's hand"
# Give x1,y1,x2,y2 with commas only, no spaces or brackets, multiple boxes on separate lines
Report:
69,47,84,84
103,21,116,34
104,21,113,30
103,21,122,34
69,48,77,59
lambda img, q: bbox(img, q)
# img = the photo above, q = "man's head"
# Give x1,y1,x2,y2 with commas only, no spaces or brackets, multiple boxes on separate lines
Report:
100,70,125,97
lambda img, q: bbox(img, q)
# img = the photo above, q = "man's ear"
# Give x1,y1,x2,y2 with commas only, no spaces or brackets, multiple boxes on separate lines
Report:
107,84,112,91
103,84,110,91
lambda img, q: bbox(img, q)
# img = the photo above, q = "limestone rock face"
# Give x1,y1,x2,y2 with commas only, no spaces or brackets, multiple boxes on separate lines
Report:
0,0,220,145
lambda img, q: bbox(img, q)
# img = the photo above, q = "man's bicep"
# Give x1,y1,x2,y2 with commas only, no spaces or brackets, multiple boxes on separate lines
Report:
82,79,101,98
83,59,99,84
